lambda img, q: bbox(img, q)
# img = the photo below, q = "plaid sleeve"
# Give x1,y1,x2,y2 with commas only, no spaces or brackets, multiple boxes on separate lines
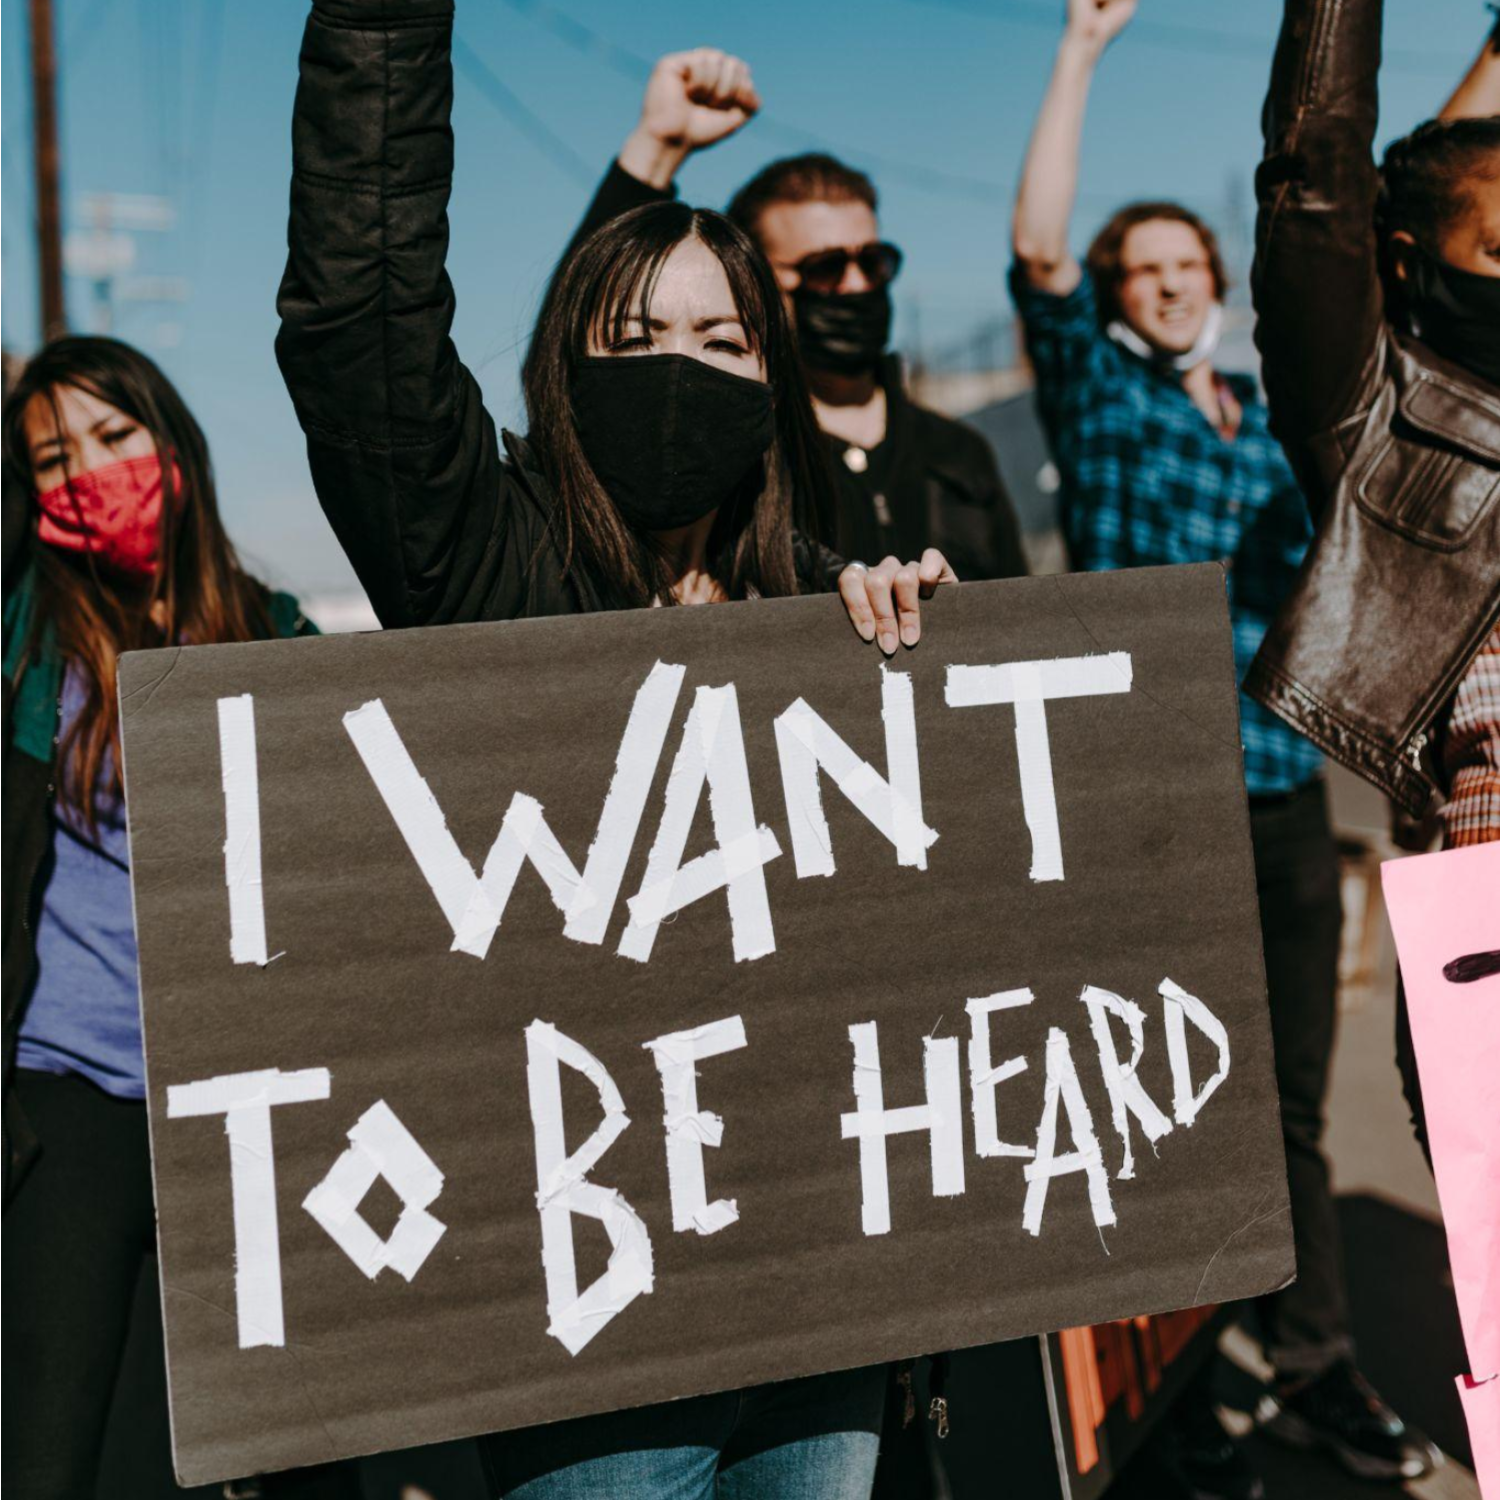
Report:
1009,268,1127,572
1441,622,1500,848
1008,266,1113,419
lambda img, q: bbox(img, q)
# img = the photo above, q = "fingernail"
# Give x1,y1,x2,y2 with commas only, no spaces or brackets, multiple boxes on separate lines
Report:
879,631,897,655
900,624,919,647
858,620,876,642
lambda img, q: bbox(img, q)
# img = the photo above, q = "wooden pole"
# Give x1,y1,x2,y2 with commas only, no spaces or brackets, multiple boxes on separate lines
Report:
29,0,66,340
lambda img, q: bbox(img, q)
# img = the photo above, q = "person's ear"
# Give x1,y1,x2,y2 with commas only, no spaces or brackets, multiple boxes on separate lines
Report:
1389,228,1418,284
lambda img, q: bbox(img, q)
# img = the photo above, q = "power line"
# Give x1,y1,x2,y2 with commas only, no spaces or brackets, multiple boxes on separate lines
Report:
494,0,1015,204
452,34,596,186
474,0,1227,212
904,0,1461,76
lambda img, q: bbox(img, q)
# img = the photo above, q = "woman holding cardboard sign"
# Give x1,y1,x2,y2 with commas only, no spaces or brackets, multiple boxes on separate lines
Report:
275,2,957,1493
274,5,953,648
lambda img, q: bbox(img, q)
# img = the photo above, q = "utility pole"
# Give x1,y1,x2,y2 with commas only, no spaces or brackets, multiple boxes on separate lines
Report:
28,0,66,339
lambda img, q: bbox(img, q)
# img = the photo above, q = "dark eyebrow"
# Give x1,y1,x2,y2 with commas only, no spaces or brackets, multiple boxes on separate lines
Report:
620,314,744,329
32,434,65,454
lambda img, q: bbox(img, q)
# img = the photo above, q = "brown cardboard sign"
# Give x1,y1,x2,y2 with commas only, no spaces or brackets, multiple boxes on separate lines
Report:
118,565,1291,1484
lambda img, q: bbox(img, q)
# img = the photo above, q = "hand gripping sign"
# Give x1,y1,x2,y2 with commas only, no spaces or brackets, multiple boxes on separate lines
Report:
118,565,1291,1483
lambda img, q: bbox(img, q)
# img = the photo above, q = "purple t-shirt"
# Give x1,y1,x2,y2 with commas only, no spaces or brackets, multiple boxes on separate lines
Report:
16,667,145,1099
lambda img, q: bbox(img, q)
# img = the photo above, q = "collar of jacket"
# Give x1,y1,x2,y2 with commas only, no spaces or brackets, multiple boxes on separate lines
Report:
877,352,915,436
874,351,992,502
1393,333,1500,463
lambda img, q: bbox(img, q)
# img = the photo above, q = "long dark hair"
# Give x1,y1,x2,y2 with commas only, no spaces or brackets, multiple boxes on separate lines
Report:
523,201,835,608
3,336,272,828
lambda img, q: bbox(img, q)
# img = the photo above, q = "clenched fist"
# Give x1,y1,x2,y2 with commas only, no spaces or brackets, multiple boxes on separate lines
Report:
619,49,761,190
1065,0,1137,50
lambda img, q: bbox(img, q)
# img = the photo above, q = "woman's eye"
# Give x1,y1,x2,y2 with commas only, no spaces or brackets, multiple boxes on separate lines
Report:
607,336,652,353
101,425,137,445
707,339,749,356
34,454,62,474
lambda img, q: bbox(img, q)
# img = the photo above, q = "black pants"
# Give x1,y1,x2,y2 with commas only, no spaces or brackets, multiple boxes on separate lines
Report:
2,1070,360,1500
1393,973,1433,1167
1248,780,1355,1379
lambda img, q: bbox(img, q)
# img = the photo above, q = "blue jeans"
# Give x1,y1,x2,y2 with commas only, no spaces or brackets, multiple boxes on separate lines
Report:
480,1366,886,1499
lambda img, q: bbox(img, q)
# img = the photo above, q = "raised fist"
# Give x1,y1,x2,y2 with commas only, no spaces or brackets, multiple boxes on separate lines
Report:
638,48,760,153
1065,0,1137,48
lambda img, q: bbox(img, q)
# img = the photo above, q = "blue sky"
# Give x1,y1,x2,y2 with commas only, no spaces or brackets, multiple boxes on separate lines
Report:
1,0,1483,597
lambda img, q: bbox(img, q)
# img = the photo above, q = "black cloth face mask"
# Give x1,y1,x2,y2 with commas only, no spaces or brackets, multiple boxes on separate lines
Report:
1405,246,1500,390
792,286,893,375
570,354,775,533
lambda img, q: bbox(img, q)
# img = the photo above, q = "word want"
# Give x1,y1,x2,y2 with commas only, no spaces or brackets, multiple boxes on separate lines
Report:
215,653,1134,967
168,974,1227,1356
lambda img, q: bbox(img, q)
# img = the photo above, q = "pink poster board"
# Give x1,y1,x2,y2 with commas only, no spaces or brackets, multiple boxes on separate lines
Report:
1382,843,1500,1494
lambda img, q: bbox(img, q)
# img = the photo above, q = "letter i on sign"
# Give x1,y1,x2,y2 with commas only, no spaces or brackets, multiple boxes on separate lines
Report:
218,694,271,965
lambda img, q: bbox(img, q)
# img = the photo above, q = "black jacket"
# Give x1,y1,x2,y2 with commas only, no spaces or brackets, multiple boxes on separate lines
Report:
1247,0,1500,813
275,11,839,630
572,162,1029,584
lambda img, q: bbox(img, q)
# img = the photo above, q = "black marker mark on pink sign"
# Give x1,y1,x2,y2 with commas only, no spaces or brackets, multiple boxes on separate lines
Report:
1443,950,1500,985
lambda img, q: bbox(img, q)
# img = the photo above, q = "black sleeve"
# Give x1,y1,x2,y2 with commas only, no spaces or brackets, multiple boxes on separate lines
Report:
932,419,1030,583
974,452,1028,583
274,0,524,629
563,160,676,264
1252,0,1387,516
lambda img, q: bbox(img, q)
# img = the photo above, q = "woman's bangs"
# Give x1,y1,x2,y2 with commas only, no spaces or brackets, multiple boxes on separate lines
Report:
695,219,773,355
575,215,772,359
581,233,678,354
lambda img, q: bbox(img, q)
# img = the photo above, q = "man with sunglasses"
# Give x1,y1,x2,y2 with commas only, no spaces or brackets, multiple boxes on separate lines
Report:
572,47,1028,582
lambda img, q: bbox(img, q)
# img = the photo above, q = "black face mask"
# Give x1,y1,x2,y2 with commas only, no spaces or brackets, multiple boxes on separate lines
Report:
570,354,775,533
793,287,893,376
1406,246,1500,390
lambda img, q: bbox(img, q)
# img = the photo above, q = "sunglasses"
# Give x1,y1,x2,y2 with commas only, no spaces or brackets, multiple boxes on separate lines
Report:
789,242,904,295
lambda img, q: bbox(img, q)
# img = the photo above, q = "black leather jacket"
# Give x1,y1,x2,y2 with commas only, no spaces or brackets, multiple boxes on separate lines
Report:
1247,0,1500,814
275,5,838,631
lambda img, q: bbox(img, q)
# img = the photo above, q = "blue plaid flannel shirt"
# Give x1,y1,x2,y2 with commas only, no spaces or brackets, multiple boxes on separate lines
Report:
1011,269,1322,798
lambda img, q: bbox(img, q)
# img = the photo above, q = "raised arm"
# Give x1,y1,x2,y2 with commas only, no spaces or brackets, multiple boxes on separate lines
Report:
1440,15,1500,120
1252,0,1386,512
275,0,508,629
1012,0,1136,293
566,50,759,259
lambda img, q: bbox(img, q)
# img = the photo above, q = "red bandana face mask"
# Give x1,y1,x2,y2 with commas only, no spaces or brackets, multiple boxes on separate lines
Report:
35,453,178,577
